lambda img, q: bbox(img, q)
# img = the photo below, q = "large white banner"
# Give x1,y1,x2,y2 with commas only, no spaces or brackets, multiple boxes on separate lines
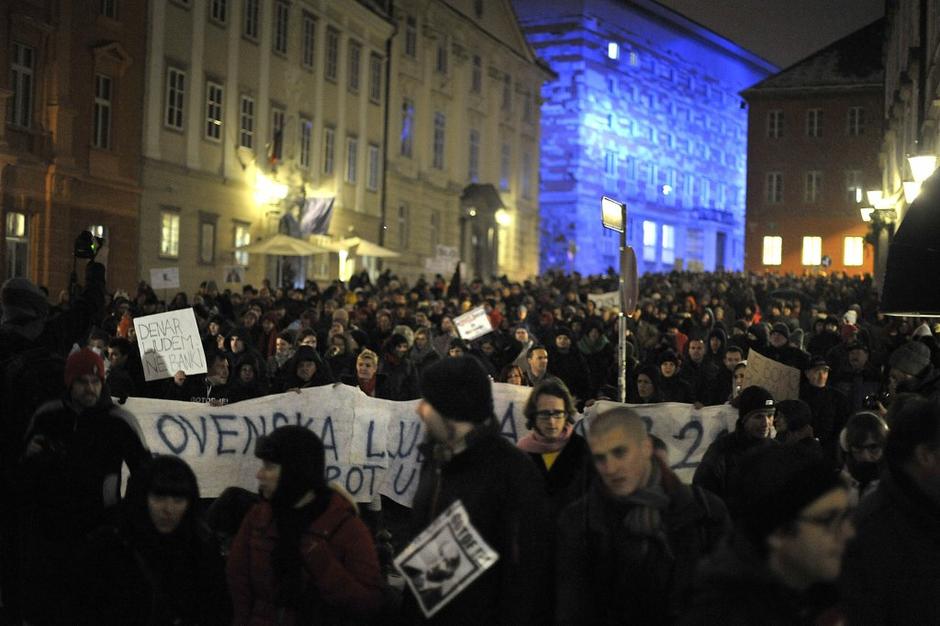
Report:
124,384,738,506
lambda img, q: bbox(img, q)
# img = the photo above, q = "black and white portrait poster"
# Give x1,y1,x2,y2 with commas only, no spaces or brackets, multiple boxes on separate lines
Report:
394,500,499,618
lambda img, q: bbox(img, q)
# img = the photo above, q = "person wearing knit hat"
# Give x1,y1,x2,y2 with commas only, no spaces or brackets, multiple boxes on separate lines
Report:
227,425,384,623
64,347,107,409
774,398,822,454
764,321,808,370
1,276,50,340
404,356,552,624
684,445,852,623
886,339,940,401
693,385,778,503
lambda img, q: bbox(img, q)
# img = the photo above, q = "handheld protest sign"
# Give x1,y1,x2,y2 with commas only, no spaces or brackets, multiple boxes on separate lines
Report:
742,350,801,401
394,500,499,618
588,291,620,310
134,308,207,381
149,267,180,290
454,306,493,341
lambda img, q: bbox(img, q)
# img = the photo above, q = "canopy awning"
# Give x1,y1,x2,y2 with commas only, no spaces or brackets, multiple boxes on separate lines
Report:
236,233,331,256
326,236,401,258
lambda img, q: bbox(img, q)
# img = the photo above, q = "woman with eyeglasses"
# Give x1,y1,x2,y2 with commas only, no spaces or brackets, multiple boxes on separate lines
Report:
517,379,594,517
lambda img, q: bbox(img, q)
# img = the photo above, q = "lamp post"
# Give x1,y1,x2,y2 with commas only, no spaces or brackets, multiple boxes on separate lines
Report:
601,196,637,403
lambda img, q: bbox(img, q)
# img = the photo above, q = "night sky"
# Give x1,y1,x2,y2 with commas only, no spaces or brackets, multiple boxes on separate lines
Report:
657,0,885,68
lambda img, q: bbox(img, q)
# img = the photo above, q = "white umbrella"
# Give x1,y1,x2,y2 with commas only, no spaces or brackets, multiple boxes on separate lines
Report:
330,236,401,258
236,233,330,256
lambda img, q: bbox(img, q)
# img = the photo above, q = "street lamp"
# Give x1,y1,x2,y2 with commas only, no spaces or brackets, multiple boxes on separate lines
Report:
908,154,938,184
903,180,922,204
860,207,874,222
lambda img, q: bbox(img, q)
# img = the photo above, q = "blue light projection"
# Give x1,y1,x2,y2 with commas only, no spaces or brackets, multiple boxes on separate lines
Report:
514,1,776,275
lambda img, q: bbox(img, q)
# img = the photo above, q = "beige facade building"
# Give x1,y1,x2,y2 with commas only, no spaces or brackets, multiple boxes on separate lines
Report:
139,0,394,295
384,0,552,281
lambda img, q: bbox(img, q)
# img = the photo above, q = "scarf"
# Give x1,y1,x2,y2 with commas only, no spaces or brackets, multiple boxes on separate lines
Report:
610,461,672,558
577,333,610,355
517,423,573,454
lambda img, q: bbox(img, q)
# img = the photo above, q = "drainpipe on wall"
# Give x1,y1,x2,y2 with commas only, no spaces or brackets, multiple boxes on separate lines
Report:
377,2,397,273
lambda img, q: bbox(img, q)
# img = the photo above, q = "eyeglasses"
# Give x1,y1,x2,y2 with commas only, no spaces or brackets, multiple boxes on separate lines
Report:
534,409,567,420
797,507,855,533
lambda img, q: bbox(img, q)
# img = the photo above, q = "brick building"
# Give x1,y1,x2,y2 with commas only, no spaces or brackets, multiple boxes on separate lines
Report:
742,20,883,276
1,0,146,294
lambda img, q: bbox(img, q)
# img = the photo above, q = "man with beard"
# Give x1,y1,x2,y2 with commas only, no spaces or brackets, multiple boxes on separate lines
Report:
838,411,889,506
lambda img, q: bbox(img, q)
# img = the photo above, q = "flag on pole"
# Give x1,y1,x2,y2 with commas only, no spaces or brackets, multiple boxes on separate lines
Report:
300,197,335,235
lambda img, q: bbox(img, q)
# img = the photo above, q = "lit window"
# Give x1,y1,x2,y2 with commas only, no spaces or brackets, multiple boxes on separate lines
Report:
5,212,28,279
239,95,254,148
10,42,34,128
367,144,380,191
762,236,782,265
205,81,223,141
844,236,864,266
802,236,822,266
661,225,675,265
165,67,186,130
233,223,250,266
432,113,445,170
273,1,289,54
92,74,112,149
160,211,180,258
642,220,657,262
400,99,414,157
629,50,639,66
607,42,620,60
345,136,358,183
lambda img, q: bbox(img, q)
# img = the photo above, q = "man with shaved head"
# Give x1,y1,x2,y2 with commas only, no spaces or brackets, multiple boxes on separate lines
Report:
555,407,729,624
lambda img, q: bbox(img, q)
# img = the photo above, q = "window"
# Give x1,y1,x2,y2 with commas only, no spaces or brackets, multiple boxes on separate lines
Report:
92,74,112,149
348,41,361,92
243,0,259,39
234,223,250,265
629,50,639,66
804,170,822,203
847,106,865,136
436,41,447,74
604,149,617,176
270,106,285,161
762,236,782,265
522,151,532,199
160,211,180,258
325,28,339,81
642,220,657,262
661,225,675,265
607,42,620,60
369,53,382,103
502,75,512,111
404,15,417,58
299,118,312,168
199,217,216,264
301,13,316,69
844,236,864,266
397,205,409,249
209,0,226,23
322,127,334,174
473,0,483,18
205,81,223,141
766,172,783,204
801,236,822,265
165,67,185,130
523,91,534,123
345,136,358,183
806,109,823,137
767,110,784,138
367,144,380,191
471,55,482,93
273,1,289,54
400,99,414,157
625,157,636,180
10,42,34,128
101,0,118,18
5,211,28,279
432,112,445,169
686,228,704,259
845,170,863,203
701,178,711,206
239,95,254,148
500,143,511,190
430,210,441,249
468,129,480,182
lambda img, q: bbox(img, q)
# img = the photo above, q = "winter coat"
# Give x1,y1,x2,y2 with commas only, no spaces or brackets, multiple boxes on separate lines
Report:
693,430,776,507
682,532,844,625
403,422,553,625
227,491,384,626
840,467,940,625
799,383,850,465
524,432,594,518
555,461,729,625
378,354,420,401
547,347,592,402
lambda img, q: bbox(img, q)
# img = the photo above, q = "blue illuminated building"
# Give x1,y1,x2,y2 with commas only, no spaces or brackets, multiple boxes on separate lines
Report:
512,0,776,274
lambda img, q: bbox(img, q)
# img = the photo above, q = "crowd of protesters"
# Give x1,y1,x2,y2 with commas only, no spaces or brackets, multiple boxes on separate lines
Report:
1,258,940,624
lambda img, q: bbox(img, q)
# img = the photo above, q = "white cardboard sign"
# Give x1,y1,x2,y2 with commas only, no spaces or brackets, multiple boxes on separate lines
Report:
588,291,620,310
150,267,180,290
454,306,493,341
134,308,207,381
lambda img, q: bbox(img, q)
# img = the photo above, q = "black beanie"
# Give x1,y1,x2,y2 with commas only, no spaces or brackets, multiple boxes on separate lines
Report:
255,426,327,507
733,445,842,552
737,385,775,424
420,356,493,423
776,399,813,432
1,277,49,326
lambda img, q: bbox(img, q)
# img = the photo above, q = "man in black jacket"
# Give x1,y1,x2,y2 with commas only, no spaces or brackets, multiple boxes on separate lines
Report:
556,407,729,625
404,356,552,625
840,394,940,624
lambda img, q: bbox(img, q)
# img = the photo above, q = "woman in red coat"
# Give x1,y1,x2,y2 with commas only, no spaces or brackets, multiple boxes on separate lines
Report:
227,425,384,625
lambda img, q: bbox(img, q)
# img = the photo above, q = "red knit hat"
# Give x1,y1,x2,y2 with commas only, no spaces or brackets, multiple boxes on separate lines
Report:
65,348,105,388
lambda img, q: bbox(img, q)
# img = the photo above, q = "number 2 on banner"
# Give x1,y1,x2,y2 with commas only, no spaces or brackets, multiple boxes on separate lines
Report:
670,421,704,470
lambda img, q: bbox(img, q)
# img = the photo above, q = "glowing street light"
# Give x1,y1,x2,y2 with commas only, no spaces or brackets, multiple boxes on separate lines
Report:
860,207,874,222
908,155,938,184
254,172,289,205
